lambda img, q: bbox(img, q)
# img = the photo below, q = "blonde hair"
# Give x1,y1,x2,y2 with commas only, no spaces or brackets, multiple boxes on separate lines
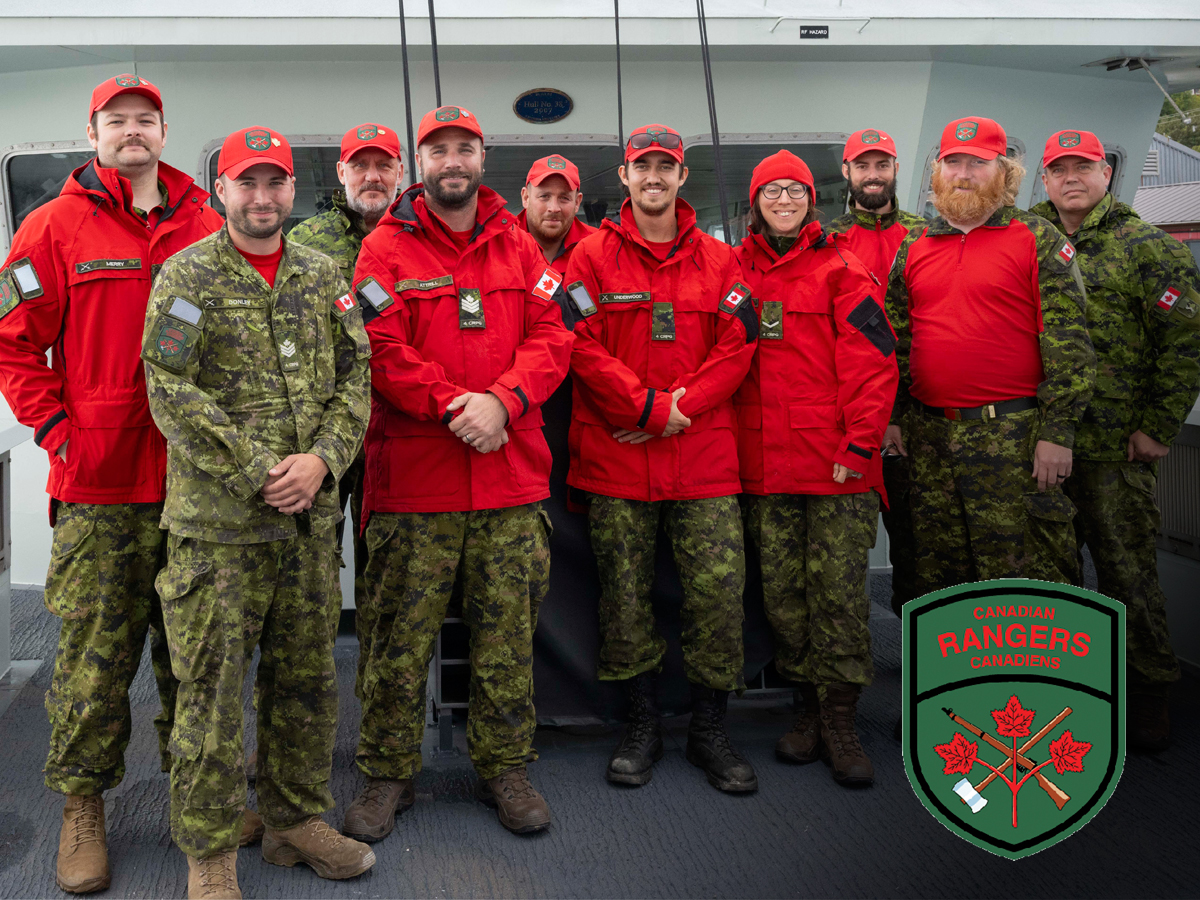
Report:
932,154,1026,207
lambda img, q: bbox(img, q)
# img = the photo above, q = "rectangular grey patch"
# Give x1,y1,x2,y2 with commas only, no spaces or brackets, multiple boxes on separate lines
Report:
169,296,203,326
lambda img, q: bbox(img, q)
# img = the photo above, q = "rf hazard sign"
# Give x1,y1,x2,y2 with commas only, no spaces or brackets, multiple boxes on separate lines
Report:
903,579,1125,859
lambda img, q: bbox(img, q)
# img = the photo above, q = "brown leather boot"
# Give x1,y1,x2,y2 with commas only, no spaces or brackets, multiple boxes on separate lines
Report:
56,794,110,894
342,778,416,841
475,767,551,834
1130,688,1171,752
239,808,264,847
187,850,241,900
820,683,874,786
776,682,821,764
262,816,376,880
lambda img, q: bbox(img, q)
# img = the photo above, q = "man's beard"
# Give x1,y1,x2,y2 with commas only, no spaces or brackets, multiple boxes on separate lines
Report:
848,173,897,211
347,181,397,223
632,186,673,217
932,166,1007,224
228,202,291,240
424,168,483,209
529,210,570,243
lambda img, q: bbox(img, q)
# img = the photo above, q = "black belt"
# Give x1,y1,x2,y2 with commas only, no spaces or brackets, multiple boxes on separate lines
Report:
914,396,1038,421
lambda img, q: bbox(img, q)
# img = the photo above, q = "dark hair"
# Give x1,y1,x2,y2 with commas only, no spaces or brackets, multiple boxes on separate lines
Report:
745,189,819,235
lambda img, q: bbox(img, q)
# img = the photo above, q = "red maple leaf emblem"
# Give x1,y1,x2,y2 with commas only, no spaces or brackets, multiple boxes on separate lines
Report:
933,732,979,775
540,276,554,292
991,695,1036,738
1048,730,1092,774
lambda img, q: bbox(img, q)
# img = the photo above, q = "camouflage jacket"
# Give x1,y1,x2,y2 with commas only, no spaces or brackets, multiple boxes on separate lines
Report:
827,205,927,289
1030,194,1200,459
827,205,926,236
141,225,371,543
287,191,369,285
886,205,1095,449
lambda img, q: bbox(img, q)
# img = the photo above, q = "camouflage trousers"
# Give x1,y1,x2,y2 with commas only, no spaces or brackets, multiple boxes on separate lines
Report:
742,492,878,689
42,502,177,796
335,455,372,701
1065,460,1181,687
588,494,746,693
882,423,919,616
909,407,1080,595
356,505,551,782
157,529,341,858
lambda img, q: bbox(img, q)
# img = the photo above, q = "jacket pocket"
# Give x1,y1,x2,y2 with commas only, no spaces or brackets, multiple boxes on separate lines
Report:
155,554,215,683
1121,465,1156,497
381,412,463,499
505,411,552,489
44,514,97,619
788,403,843,471
1023,490,1076,524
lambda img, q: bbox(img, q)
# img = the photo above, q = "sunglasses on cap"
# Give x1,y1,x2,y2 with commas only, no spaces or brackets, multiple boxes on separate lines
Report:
628,132,684,151
760,184,808,200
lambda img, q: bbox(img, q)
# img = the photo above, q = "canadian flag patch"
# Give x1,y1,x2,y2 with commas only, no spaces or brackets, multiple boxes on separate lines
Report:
532,267,562,302
719,282,751,314
1157,286,1182,312
1057,242,1076,264
335,292,357,313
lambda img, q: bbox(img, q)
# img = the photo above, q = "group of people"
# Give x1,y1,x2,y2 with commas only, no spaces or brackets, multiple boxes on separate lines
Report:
0,72,1197,900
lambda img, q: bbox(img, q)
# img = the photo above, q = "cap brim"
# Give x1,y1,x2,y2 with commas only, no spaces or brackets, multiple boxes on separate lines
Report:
938,146,1002,161
1042,148,1107,166
220,158,293,180
342,143,401,163
418,123,484,147
844,145,897,161
527,171,580,190
91,86,163,117
625,145,684,164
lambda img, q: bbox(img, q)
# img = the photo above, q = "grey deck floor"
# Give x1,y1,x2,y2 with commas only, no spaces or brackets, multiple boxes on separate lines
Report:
1,580,1196,900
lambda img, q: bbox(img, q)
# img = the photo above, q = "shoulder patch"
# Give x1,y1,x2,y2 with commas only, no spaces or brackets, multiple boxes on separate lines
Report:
847,295,896,358
168,296,203,326
0,271,21,320
9,257,43,300
1045,234,1078,273
355,276,395,312
532,267,562,303
333,291,358,317
1057,241,1076,265
719,282,752,315
143,311,202,371
565,280,598,318
1154,285,1199,322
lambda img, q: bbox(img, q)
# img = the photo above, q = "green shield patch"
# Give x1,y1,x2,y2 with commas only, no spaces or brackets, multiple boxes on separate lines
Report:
861,129,881,144
1059,132,1082,148
435,107,461,122
357,125,379,140
245,129,271,151
955,121,978,141
903,579,1125,859
157,324,189,358
115,74,142,87
547,156,567,169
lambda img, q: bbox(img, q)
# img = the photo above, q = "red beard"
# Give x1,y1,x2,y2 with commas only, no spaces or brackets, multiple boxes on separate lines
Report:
932,166,1007,223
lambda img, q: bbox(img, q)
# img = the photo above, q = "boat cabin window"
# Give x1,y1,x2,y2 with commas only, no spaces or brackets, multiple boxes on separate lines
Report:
2,143,94,242
1026,143,1127,210
917,137,1028,219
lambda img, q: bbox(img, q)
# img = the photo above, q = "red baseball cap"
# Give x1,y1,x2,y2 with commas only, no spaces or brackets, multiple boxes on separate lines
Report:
416,105,484,147
526,155,580,191
217,127,294,180
939,117,1007,160
843,128,898,161
89,74,162,118
340,123,402,163
749,150,815,203
625,124,684,164
1042,130,1107,167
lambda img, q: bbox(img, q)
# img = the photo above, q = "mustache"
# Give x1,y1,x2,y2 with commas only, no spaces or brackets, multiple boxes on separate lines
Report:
118,138,150,149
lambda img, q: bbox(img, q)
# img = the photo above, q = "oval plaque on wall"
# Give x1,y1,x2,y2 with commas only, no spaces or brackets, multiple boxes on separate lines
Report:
513,88,574,124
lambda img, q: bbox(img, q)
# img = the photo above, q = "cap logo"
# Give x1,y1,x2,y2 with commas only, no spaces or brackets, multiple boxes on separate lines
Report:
862,130,882,144
1059,132,1082,148
956,121,979,141
115,74,143,87
435,107,462,122
245,129,272,152
547,156,567,170
357,125,379,140
646,127,667,138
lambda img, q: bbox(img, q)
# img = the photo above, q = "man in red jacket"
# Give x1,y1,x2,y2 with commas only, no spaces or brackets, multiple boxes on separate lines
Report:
347,105,573,839
827,129,926,625
564,124,759,794
0,75,223,894
886,117,1095,596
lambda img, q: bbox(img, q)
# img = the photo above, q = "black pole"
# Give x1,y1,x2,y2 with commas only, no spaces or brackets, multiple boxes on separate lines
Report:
428,0,442,107
398,0,416,181
614,0,624,149
696,0,731,244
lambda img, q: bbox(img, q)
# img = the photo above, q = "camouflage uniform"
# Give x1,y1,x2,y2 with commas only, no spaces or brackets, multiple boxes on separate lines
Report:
141,226,371,858
827,207,926,614
588,495,747,693
741,492,878,691
355,505,551,782
1033,193,1200,686
43,502,177,794
887,207,1096,594
288,191,370,694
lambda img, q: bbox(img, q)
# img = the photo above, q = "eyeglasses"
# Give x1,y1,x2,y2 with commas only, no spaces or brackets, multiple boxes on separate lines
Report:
760,184,808,200
628,131,684,151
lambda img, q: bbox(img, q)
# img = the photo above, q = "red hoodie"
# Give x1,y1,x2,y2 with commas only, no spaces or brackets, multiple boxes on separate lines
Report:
353,183,574,515
0,159,223,516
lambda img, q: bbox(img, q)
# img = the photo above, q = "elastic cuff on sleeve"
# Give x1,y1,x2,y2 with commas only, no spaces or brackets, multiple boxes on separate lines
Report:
36,413,71,456
1136,414,1179,449
1036,420,1075,450
486,385,522,425
643,390,673,436
228,452,280,502
309,443,345,485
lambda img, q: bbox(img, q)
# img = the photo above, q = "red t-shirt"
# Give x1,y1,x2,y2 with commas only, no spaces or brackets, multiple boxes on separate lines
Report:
904,223,1045,408
644,238,677,261
237,243,284,288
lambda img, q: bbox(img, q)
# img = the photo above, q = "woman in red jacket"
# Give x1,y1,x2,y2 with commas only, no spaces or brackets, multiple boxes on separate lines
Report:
735,150,898,787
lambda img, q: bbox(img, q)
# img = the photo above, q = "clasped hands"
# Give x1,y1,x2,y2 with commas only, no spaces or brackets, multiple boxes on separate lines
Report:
447,391,511,454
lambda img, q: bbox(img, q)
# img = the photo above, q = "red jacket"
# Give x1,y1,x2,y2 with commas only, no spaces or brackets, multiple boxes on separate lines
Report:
826,206,927,287
564,199,758,501
0,160,223,514
516,212,597,276
354,184,574,515
734,222,898,500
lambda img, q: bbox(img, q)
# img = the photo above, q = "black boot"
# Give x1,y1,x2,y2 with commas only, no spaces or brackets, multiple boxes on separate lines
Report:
686,684,758,793
606,672,664,786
